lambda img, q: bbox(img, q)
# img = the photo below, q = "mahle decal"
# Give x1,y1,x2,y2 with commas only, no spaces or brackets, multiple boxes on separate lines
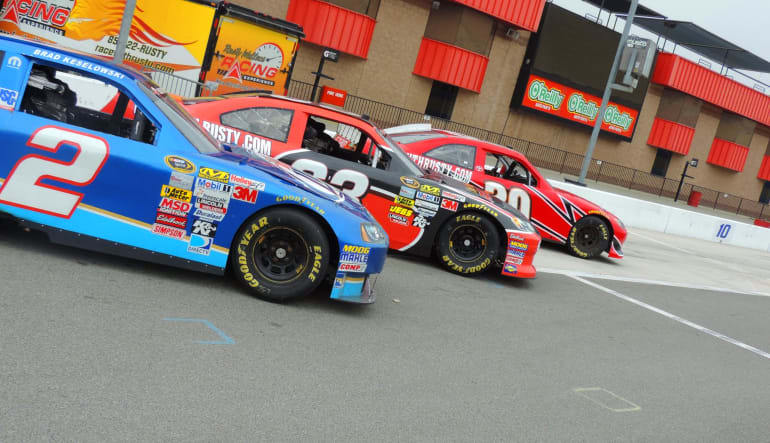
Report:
567,93,599,120
528,80,564,110
603,106,634,130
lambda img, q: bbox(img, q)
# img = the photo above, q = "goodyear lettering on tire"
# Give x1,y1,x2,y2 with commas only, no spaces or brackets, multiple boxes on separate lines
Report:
441,255,491,274
237,216,269,291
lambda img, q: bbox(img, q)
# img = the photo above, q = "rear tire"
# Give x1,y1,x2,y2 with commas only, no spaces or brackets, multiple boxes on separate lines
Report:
231,208,330,302
436,213,500,276
567,215,610,259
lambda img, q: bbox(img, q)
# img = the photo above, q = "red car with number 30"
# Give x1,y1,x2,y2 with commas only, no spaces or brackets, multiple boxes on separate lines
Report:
388,125,627,259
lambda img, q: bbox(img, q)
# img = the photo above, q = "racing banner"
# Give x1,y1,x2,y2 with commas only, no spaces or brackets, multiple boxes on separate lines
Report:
521,74,639,139
206,15,300,95
0,0,216,81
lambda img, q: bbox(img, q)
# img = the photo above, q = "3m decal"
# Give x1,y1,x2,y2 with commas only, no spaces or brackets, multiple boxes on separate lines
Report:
394,196,415,207
155,211,188,229
400,176,419,189
484,182,531,218
0,126,108,218
198,166,230,184
152,223,185,239
191,218,218,237
389,205,413,217
232,185,258,203
164,155,195,174
416,191,440,204
169,171,194,190
420,184,440,196
440,198,458,212
187,233,213,256
161,185,192,202
0,87,19,110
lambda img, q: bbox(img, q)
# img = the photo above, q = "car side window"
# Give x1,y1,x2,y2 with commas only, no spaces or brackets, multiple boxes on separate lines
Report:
425,144,476,169
485,152,536,186
302,115,392,170
19,63,157,144
220,107,293,142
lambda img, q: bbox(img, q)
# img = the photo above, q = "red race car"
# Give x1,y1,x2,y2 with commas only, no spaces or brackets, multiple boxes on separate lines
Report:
387,125,626,259
185,95,541,278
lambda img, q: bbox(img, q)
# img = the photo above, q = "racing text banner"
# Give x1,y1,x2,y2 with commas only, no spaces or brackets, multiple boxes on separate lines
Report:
0,0,216,81
521,74,639,138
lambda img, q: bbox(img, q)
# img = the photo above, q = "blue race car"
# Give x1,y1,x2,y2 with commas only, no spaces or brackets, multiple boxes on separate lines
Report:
0,35,388,303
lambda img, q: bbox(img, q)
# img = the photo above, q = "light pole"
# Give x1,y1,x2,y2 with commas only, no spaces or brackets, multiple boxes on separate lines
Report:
113,0,137,64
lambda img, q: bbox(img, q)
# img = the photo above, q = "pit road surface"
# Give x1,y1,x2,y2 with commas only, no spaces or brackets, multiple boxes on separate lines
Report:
1,220,769,441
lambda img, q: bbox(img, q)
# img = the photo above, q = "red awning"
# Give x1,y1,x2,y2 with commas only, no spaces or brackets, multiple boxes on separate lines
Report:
286,0,376,59
707,138,750,172
758,156,770,181
647,118,694,155
652,53,770,128
412,38,489,93
450,0,546,32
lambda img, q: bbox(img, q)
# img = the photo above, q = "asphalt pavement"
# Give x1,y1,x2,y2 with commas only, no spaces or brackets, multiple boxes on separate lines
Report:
1,219,769,441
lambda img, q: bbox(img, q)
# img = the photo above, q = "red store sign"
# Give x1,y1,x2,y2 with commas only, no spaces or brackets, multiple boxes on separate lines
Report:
320,85,348,107
521,75,639,138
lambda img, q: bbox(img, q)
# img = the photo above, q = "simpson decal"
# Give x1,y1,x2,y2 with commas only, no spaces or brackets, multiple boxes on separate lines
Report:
152,223,185,239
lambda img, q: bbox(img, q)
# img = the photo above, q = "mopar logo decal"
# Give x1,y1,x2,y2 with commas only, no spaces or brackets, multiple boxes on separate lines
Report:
6,56,22,69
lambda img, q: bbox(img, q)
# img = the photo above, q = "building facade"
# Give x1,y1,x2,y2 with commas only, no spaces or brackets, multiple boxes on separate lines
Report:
239,0,770,204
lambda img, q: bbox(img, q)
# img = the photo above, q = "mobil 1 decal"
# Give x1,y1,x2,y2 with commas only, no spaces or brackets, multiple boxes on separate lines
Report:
193,176,231,222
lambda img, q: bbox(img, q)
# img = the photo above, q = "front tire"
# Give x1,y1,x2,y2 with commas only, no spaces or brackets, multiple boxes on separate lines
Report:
567,215,610,259
436,213,500,276
231,208,330,302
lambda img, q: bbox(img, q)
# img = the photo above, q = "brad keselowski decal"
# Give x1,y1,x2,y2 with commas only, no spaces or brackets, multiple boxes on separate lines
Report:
198,120,272,156
406,153,472,183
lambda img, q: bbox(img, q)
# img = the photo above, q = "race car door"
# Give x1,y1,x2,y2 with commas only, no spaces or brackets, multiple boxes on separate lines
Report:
0,54,196,259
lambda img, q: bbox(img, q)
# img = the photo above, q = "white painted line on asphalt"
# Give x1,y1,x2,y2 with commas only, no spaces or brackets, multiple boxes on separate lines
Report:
629,230,692,254
573,387,641,412
538,268,770,298
569,275,770,361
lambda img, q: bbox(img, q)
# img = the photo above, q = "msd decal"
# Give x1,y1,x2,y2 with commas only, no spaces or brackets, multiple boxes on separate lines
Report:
0,0,74,33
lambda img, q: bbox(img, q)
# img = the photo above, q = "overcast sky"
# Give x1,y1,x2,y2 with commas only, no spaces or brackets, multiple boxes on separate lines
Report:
554,0,770,85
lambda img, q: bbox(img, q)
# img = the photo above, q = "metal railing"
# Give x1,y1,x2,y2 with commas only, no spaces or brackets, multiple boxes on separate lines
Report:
287,80,770,222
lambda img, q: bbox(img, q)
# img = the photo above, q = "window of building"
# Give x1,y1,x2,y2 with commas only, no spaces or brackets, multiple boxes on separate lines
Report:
651,148,672,177
424,1,495,55
760,181,770,204
326,0,380,18
220,107,293,142
20,64,157,144
426,144,476,169
425,81,458,120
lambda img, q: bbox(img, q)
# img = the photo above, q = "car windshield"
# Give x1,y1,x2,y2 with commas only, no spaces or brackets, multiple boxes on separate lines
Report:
138,80,221,154
376,128,424,176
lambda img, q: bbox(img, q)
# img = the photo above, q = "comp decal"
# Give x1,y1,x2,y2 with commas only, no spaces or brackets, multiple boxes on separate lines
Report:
339,245,369,272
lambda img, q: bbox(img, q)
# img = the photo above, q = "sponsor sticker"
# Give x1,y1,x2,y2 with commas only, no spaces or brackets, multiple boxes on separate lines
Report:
399,186,416,199
187,234,213,256
158,197,192,216
161,185,192,202
232,185,258,203
413,215,430,228
333,272,345,289
394,195,415,207
509,240,529,250
6,56,22,70
389,205,413,217
400,176,419,189
339,263,366,272
230,174,265,190
194,178,232,195
441,198,459,212
420,184,440,196
155,211,188,229
388,213,409,226
416,191,440,204
503,264,518,274
169,171,194,190
196,199,227,214
508,232,525,242
507,249,526,258
339,245,370,272
193,208,226,222
191,218,218,237
415,199,439,211
442,190,466,202
152,223,185,239
506,257,523,265
0,87,19,111
198,166,230,184
414,207,437,218
164,155,196,174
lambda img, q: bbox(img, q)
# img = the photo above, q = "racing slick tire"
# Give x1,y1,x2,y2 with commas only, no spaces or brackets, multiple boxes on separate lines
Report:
231,207,330,302
436,213,501,276
567,215,610,259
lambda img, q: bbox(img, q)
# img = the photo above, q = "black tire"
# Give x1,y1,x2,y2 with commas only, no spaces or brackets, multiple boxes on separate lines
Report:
567,215,610,259
436,213,501,276
230,208,330,302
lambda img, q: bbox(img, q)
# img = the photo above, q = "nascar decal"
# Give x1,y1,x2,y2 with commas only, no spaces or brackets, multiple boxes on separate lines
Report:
0,87,19,111
400,176,419,189
406,153,472,183
199,120,272,156
339,245,369,272
164,155,195,174
198,166,230,184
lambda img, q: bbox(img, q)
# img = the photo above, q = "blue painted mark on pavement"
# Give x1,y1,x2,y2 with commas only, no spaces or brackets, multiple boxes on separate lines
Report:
163,318,235,345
